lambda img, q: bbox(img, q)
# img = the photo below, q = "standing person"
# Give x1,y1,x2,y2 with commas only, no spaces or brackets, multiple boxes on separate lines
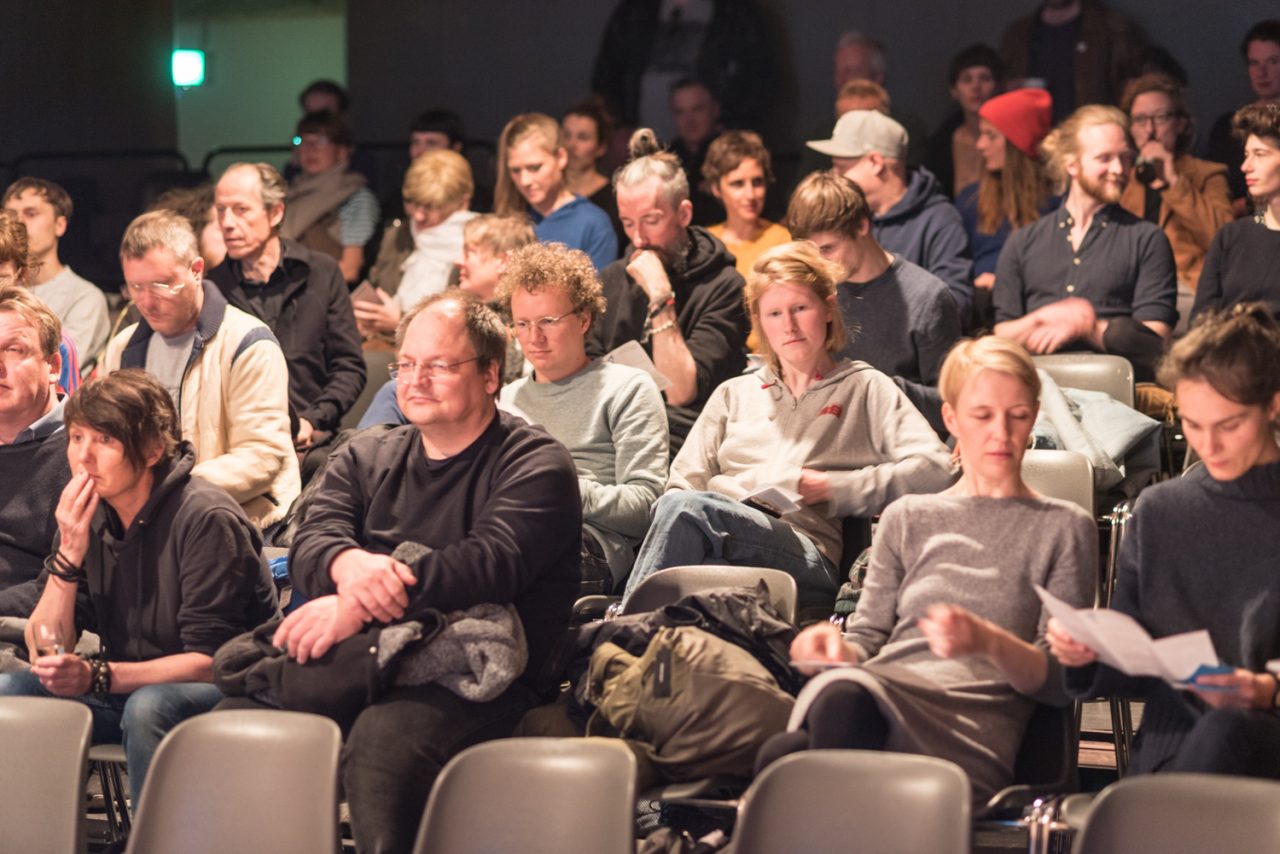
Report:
1119,73,1232,328
623,241,953,609
1192,103,1280,323
1206,20,1280,204
924,45,1006,199
563,101,626,253
0,370,278,806
494,113,617,271
758,335,1094,803
703,130,791,281
1049,305,1280,779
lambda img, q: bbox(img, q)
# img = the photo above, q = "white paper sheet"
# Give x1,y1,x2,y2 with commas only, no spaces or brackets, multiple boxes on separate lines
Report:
602,340,672,391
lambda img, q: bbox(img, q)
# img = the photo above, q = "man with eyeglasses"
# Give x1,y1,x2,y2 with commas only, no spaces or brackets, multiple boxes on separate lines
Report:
275,289,581,852
101,211,300,530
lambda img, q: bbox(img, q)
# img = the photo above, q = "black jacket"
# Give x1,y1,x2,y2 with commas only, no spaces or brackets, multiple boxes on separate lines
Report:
60,443,279,662
588,227,749,452
207,239,366,433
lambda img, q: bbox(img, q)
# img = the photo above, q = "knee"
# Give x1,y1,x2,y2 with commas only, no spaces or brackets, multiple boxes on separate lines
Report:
121,685,180,733
652,490,714,521
808,680,876,722
0,670,45,696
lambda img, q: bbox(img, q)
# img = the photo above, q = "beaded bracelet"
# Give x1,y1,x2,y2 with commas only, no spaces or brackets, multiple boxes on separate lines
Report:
647,295,675,319
89,657,112,698
650,319,678,337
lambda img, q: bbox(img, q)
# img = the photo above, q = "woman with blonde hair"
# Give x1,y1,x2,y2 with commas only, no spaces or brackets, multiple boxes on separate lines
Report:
758,334,1094,802
622,240,953,609
494,112,617,269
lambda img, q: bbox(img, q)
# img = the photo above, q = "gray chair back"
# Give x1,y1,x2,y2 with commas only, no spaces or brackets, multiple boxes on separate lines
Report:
734,750,971,854
341,350,396,430
0,697,92,854
1033,353,1135,407
414,738,636,854
1072,773,1280,854
1022,449,1095,516
622,565,799,623
125,709,342,854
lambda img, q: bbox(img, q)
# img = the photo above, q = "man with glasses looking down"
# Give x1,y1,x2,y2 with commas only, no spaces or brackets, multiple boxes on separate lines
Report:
102,210,299,530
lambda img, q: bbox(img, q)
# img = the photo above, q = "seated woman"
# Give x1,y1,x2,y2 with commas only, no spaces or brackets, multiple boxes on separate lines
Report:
1192,103,1280,324
1049,304,1280,779
622,241,954,609
354,149,478,345
494,112,617,270
0,370,279,806
562,100,626,255
703,130,790,281
754,335,1095,802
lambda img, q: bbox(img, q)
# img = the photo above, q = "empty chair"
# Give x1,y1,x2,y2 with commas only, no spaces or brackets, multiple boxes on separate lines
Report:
1033,353,1135,407
622,565,799,623
1021,449,1095,516
733,750,971,854
414,738,636,854
126,710,341,854
0,697,93,854
1072,773,1280,854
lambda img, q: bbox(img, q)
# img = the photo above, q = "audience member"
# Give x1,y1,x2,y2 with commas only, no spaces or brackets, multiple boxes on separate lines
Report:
1206,20,1280,203
497,243,668,590
1049,304,1280,779
272,291,580,852
586,129,750,455
494,113,617,270
0,213,79,399
150,183,227,270
622,241,953,609
299,79,348,117
357,150,478,344
209,162,366,464
3,178,109,362
103,211,300,529
923,45,1005,198
993,105,1176,381
836,79,892,118
787,172,961,434
831,31,929,166
759,335,1093,803
808,110,975,324
409,109,466,158
1119,73,1233,329
703,130,790,281
0,287,70,617
563,101,626,252
669,79,723,226
282,111,381,283
0,369,278,806
999,0,1146,123
1192,103,1280,322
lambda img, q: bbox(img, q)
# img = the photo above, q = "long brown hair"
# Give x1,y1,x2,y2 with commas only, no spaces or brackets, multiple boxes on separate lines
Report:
976,141,1050,235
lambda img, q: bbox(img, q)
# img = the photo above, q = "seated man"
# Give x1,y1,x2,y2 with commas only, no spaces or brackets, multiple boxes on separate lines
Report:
668,78,724,226
786,171,961,435
807,110,974,324
276,291,581,851
497,242,668,591
104,210,300,529
209,162,366,463
4,177,110,363
0,369,279,807
586,128,750,455
0,286,69,617
993,105,1177,382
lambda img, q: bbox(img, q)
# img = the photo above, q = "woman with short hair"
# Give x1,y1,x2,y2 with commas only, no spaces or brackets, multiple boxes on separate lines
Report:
702,130,790,281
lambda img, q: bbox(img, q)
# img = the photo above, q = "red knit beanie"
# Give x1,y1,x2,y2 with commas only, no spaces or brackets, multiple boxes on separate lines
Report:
979,88,1053,157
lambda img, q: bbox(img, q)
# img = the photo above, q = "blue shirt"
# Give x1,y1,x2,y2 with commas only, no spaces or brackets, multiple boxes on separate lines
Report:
530,196,619,270
10,396,66,446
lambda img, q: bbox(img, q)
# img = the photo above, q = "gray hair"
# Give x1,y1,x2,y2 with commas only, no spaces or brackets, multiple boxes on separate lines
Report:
221,161,287,211
835,30,887,77
612,128,690,207
120,209,200,265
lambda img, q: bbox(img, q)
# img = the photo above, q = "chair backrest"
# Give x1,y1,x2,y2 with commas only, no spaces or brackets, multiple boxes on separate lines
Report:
622,565,799,623
1033,353,1135,408
414,738,636,854
126,709,342,854
341,351,396,430
1022,449,1095,516
0,697,92,854
734,750,971,854
1011,702,1078,794
1072,773,1280,854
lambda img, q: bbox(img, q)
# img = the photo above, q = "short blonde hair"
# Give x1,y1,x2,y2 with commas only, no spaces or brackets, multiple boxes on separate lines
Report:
402,149,474,211
744,241,846,373
120,209,199,266
496,241,607,322
836,79,891,114
938,336,1040,406
1040,104,1130,190
463,214,536,256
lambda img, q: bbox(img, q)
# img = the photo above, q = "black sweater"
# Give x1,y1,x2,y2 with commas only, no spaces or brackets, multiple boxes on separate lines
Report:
0,429,69,593
1190,217,1280,324
1066,461,1280,773
290,412,582,683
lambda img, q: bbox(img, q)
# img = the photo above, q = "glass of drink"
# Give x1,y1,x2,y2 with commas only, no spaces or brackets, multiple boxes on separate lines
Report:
31,620,68,658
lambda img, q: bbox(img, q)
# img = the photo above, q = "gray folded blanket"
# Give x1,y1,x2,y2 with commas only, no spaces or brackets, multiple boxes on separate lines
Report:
379,603,527,702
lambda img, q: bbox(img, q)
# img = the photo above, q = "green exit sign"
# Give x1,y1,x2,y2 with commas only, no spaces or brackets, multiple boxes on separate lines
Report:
172,49,206,87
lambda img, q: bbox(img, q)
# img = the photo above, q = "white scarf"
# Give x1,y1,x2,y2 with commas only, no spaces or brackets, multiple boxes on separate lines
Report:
396,209,478,308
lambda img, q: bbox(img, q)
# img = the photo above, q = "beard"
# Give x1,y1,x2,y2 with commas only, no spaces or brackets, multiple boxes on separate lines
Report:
649,230,692,280
1077,171,1126,205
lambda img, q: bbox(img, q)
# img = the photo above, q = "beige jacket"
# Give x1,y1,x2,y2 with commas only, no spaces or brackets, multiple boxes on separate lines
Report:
103,282,300,528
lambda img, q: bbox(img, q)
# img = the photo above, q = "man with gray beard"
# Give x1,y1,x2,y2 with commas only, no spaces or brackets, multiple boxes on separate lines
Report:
587,128,749,454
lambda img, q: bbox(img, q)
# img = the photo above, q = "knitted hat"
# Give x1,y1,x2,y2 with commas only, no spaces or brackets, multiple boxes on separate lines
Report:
806,110,909,160
979,88,1053,157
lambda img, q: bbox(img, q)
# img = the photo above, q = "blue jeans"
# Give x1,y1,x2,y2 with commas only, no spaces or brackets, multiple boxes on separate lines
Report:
624,490,837,608
0,671,223,805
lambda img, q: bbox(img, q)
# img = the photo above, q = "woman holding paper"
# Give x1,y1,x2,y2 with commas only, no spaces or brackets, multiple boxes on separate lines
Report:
754,335,1096,802
622,241,955,609
1048,304,1280,778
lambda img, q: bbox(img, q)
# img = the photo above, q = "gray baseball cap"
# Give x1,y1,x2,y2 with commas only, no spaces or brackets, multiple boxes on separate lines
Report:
806,110,909,160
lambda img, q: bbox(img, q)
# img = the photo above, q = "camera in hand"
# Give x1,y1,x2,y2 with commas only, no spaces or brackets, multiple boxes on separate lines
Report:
1134,158,1160,187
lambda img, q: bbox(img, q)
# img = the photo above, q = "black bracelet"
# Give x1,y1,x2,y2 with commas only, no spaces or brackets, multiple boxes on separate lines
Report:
89,657,112,698
647,296,675,319
44,551,82,583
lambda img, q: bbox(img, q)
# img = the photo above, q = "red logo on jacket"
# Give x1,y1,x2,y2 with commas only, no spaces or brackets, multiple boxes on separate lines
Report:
819,404,843,418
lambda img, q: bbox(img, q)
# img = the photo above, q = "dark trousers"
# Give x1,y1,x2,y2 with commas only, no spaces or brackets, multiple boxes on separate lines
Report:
754,680,889,775
1164,708,1280,779
1102,316,1167,384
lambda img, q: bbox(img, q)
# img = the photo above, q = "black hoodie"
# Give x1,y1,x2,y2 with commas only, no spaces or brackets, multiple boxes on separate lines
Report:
588,226,749,453
62,442,278,662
